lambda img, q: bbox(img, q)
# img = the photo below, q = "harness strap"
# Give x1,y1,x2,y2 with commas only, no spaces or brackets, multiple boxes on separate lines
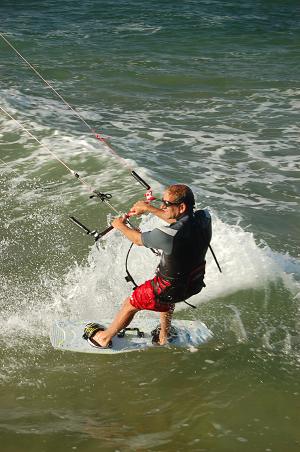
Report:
157,261,206,283
209,244,222,273
183,300,197,309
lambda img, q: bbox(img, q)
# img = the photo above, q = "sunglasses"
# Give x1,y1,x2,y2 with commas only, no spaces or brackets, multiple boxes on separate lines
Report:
160,198,184,207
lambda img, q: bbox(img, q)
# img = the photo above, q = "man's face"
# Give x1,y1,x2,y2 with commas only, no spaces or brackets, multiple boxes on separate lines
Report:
160,190,186,220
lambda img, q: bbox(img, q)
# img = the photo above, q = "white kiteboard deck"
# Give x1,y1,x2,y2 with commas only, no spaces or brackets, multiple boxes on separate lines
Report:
50,318,213,354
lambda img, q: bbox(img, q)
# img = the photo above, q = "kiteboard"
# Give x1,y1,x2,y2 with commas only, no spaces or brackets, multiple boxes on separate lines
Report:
50,318,213,354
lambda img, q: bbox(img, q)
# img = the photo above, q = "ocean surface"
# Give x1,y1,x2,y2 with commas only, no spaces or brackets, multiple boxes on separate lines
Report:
1,0,300,450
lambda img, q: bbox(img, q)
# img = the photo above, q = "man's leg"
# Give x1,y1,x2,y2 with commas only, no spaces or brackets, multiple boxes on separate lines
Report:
92,296,139,347
158,304,175,345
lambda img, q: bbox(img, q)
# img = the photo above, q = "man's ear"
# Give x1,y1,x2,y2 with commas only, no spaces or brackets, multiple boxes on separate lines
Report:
179,203,187,214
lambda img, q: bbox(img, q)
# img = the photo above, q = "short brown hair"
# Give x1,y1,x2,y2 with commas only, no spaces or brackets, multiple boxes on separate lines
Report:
166,184,195,209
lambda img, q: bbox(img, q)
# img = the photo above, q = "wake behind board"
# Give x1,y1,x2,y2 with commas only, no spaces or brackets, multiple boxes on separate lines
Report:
50,318,213,354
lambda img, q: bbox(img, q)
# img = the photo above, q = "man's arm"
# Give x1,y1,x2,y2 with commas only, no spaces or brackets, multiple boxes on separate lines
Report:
111,216,143,245
131,201,175,224
111,199,175,246
112,211,175,253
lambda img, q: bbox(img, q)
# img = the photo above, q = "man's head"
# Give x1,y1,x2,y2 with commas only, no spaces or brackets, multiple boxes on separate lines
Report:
161,184,195,220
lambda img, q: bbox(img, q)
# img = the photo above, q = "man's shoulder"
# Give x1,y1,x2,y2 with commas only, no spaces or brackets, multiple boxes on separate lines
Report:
155,224,178,236
194,208,211,218
193,209,212,230
141,223,176,253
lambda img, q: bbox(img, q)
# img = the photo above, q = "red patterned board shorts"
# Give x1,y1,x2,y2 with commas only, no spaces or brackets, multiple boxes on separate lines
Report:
130,275,175,313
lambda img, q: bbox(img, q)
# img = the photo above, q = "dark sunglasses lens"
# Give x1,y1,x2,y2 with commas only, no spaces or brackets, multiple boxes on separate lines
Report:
161,199,178,207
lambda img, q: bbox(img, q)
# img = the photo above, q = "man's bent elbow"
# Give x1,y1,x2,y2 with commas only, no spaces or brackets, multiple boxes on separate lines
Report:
134,237,143,246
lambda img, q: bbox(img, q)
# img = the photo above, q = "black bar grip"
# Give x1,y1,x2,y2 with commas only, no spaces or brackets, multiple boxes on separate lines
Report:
69,216,91,234
70,217,114,242
98,224,114,238
131,171,150,190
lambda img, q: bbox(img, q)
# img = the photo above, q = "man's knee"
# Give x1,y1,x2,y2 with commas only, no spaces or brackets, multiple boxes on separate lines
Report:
122,297,139,312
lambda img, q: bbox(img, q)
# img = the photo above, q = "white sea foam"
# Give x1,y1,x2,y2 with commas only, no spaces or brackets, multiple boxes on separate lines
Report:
115,23,162,35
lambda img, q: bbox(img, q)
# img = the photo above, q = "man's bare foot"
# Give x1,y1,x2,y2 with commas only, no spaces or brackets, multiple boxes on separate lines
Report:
151,325,169,345
92,330,112,348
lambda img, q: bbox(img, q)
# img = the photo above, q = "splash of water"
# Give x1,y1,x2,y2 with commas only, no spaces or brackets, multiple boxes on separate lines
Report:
51,212,300,321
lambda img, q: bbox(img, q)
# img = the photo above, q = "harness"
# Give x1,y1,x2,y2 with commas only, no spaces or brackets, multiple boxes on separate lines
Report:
124,210,221,308
153,261,207,306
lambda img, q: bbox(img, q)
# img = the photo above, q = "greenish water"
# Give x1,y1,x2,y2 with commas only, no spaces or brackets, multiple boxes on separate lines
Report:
1,0,300,450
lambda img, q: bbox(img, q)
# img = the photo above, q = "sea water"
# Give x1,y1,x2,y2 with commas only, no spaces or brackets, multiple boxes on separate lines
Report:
1,0,300,451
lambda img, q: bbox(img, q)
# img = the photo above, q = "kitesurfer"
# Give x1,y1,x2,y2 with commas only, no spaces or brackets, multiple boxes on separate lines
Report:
88,184,212,347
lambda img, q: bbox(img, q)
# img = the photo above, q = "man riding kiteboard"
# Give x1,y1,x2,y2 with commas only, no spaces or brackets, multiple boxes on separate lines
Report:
84,184,212,347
